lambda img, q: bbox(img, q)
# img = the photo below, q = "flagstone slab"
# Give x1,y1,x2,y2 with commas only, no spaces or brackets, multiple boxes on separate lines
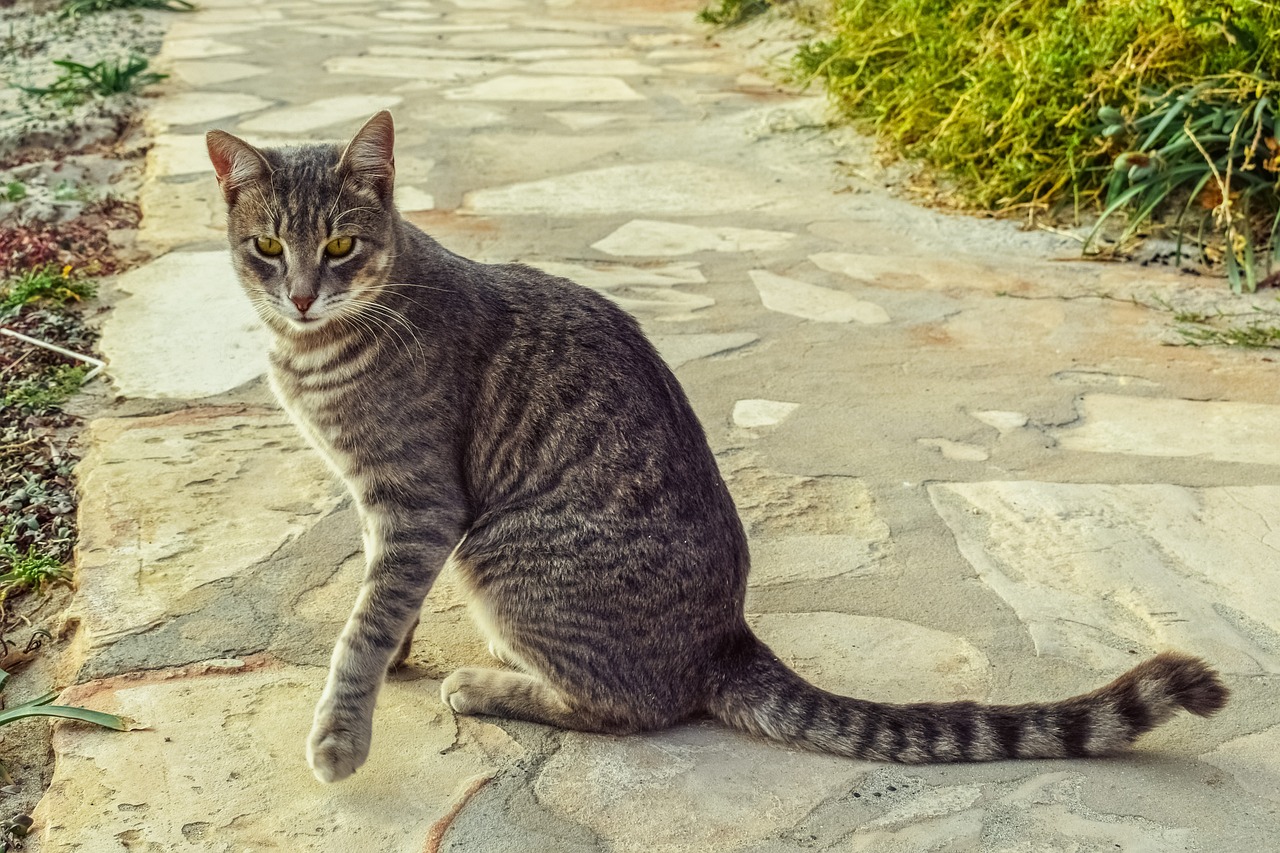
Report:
70,408,341,666
100,251,269,399
547,110,626,130
918,437,990,462
167,59,268,86
748,612,994,701
147,134,214,177
237,94,404,133
159,37,247,60
147,92,272,131
929,482,1280,675
751,270,891,324
448,30,604,48
463,162,782,216
136,177,226,250
522,59,660,76
448,0,525,8
809,251,997,289
35,663,522,851
594,219,796,256
749,535,885,587
726,464,891,542
1200,725,1280,804
971,409,1029,433
395,185,436,210
376,8,441,19
533,723,867,853
1054,394,1280,465
732,398,798,428
532,261,706,289
508,47,630,61
649,333,757,369
446,74,643,102
832,770,1199,853
602,287,713,320
324,55,506,80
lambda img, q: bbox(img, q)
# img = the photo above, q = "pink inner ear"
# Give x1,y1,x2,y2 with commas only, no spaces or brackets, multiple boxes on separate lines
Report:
207,131,267,193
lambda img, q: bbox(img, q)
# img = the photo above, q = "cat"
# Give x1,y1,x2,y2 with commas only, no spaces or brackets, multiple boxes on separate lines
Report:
206,112,1228,783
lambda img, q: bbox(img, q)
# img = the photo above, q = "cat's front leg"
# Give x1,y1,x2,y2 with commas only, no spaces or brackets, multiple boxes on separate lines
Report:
307,510,461,783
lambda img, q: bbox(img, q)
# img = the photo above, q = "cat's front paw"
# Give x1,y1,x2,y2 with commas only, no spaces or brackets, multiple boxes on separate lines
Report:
306,715,371,783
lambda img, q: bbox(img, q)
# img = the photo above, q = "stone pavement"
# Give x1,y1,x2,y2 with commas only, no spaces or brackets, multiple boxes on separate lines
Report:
29,0,1280,849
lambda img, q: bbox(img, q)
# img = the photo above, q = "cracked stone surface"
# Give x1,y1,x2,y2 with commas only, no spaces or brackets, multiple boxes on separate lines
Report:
47,0,1280,848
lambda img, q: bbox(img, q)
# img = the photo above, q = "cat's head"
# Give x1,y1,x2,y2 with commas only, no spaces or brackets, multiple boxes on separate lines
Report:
206,111,399,335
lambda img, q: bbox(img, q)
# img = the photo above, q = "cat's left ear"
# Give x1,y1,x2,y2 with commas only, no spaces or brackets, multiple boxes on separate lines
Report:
339,111,396,200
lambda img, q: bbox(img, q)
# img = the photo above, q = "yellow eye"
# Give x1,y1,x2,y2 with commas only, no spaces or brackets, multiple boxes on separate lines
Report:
255,236,283,257
325,236,354,258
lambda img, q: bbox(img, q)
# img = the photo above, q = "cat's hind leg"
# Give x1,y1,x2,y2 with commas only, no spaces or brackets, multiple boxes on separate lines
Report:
442,668,637,734
390,616,419,670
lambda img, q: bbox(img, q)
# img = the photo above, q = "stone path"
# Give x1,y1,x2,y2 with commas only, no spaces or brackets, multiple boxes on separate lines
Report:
30,0,1280,849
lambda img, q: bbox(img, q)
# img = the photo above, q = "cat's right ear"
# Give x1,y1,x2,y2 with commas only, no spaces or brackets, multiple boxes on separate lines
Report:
206,130,270,205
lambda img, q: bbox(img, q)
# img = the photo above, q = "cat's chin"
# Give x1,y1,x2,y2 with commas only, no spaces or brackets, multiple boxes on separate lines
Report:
275,314,336,336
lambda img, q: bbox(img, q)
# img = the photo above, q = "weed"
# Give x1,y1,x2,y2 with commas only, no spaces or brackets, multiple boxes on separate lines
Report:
699,0,771,27
52,180,95,204
1177,320,1280,347
59,0,195,18
2,365,89,415
0,544,66,596
1,183,25,203
1,264,96,317
18,55,166,107
1088,77,1280,291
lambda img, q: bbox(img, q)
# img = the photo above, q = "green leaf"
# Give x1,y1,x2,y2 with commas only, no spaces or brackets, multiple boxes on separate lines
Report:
0,699,139,731
1139,82,1211,152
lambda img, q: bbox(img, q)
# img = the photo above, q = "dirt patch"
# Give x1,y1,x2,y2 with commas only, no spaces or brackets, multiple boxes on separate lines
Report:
0,0,165,840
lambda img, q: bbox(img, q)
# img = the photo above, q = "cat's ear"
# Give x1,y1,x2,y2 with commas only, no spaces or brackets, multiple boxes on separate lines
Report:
206,130,270,205
338,110,396,198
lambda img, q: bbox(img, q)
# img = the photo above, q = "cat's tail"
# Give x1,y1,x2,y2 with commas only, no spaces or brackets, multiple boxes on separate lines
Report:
706,634,1228,762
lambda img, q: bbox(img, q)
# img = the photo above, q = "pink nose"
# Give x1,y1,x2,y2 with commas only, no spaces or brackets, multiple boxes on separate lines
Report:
292,295,316,314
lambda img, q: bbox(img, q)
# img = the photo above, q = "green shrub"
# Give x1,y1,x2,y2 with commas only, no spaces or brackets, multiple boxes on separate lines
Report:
795,1,1280,216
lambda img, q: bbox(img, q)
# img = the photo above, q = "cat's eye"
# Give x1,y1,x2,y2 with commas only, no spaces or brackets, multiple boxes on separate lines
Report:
325,237,354,258
255,236,284,257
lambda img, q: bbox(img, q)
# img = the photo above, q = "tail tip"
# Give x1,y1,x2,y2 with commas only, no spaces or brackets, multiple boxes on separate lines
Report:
1141,651,1230,717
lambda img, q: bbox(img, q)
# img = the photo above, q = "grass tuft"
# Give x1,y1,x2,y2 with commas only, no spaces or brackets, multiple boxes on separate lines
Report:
18,55,167,107
699,0,772,27
59,0,195,19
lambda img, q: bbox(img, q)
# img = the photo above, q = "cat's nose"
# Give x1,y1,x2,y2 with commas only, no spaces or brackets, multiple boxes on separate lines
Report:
292,295,316,314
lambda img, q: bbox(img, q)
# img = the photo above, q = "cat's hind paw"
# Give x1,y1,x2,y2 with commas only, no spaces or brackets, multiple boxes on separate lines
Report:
440,667,486,715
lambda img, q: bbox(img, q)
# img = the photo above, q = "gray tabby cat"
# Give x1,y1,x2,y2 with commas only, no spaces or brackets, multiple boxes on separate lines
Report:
207,112,1228,784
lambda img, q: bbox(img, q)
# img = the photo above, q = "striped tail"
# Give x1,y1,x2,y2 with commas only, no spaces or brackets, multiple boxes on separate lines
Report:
708,635,1228,762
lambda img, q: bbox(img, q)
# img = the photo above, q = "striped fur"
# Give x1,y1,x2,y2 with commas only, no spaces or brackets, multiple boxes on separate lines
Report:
209,113,1228,784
